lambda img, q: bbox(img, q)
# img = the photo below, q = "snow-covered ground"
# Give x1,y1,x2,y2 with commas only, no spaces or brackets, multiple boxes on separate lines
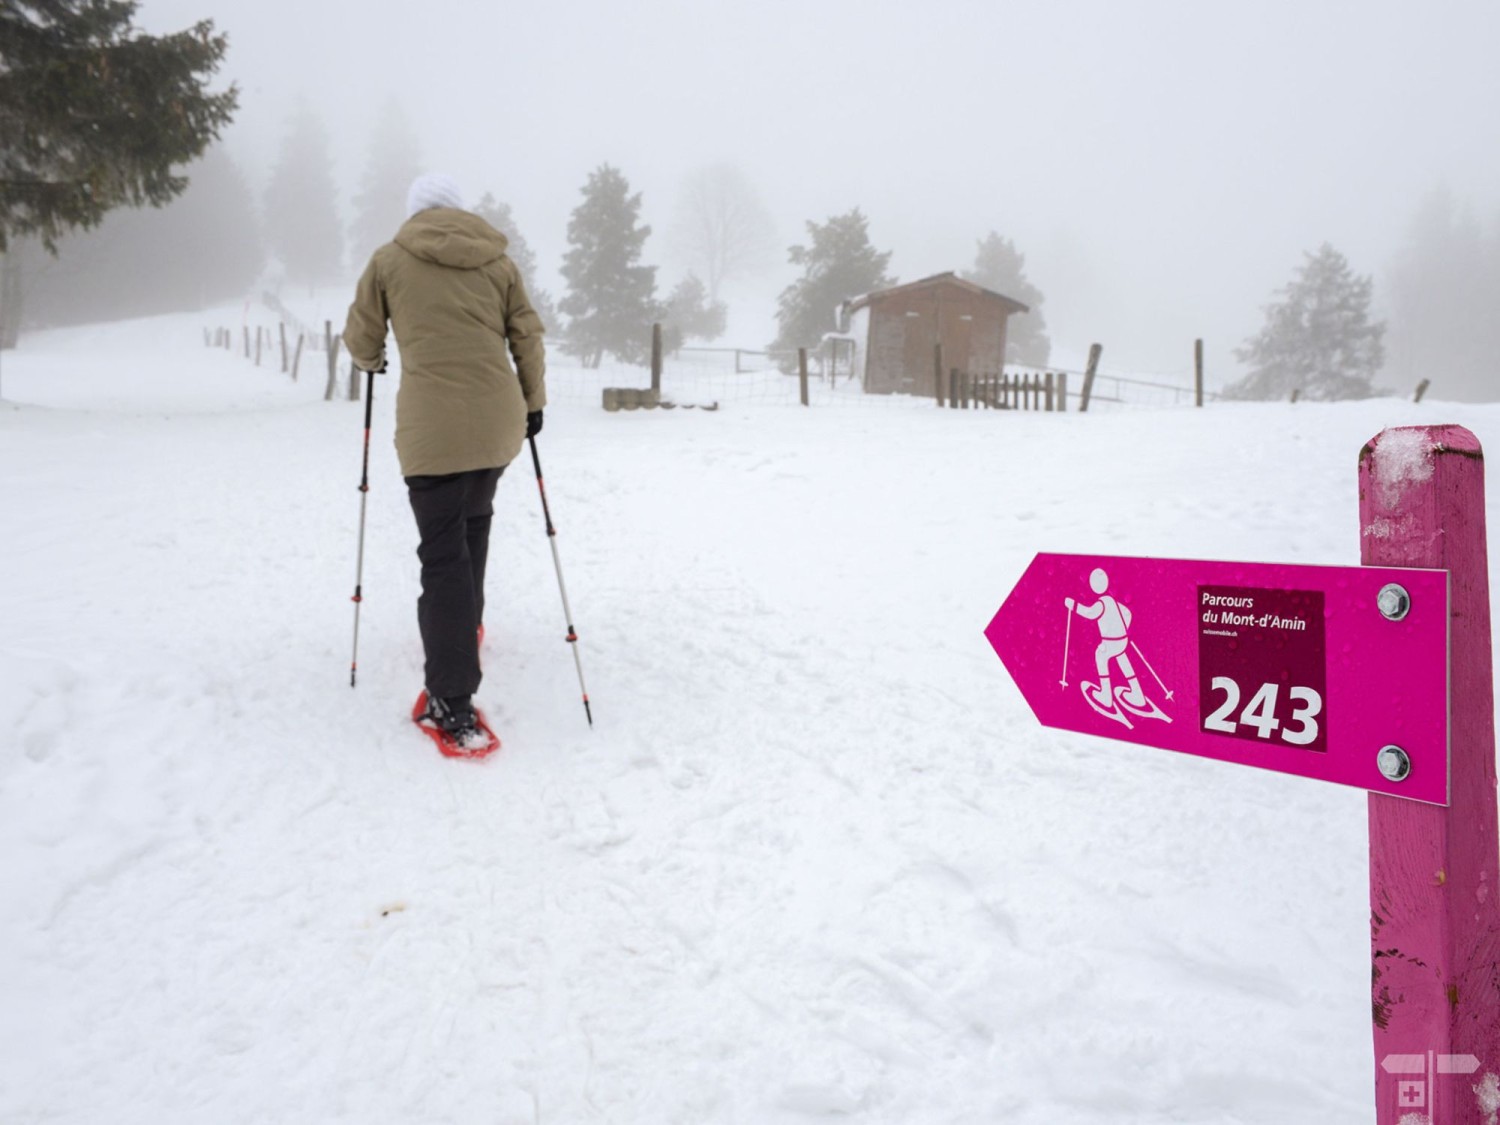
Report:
2,306,1496,1124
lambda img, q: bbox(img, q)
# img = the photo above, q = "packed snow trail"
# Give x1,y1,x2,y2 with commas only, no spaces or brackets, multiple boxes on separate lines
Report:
3,309,1493,1122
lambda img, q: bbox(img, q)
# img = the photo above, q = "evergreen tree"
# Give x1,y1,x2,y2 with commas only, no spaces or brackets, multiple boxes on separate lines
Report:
473,192,558,331
0,1,238,252
1226,243,1385,401
771,209,894,362
964,231,1050,366
662,273,727,351
559,164,660,367
263,103,344,289
348,102,422,266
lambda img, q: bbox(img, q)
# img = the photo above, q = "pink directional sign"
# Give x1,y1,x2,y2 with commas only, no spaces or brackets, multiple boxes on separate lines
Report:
985,554,1449,804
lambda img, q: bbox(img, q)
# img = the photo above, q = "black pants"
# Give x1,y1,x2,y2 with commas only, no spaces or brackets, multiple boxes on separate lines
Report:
405,465,505,701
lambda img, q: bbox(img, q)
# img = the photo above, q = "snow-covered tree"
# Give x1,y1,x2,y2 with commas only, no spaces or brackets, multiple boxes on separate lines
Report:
964,231,1050,366
1225,243,1385,402
348,102,422,267
771,208,894,361
0,0,237,253
667,162,776,302
473,192,558,332
263,103,343,289
559,164,660,367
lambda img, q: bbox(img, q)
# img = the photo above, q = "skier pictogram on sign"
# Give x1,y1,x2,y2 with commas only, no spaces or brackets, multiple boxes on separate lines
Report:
1062,567,1173,730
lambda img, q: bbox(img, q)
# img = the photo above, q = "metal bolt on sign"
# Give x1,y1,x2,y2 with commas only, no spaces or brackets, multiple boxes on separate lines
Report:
1378,583,1412,621
1378,745,1412,782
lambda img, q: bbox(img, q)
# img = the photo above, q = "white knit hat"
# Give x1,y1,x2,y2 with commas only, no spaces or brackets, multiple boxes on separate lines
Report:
406,173,464,217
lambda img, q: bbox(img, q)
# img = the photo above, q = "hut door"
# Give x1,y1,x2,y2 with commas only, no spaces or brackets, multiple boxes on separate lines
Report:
901,300,938,392
941,303,975,378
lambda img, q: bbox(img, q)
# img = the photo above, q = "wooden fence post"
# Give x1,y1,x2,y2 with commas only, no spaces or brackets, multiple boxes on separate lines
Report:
1078,344,1102,412
1194,339,1205,407
1414,378,1431,403
255,326,262,367
291,334,304,382
243,325,250,359
651,323,663,395
934,343,945,408
1058,372,1069,412
1359,426,1500,1123
1291,388,1301,403
949,368,959,410
797,347,809,406
1045,372,1056,412
280,323,288,374
323,320,340,401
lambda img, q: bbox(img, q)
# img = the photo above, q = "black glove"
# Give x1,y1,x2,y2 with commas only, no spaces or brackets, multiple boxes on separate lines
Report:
526,410,543,438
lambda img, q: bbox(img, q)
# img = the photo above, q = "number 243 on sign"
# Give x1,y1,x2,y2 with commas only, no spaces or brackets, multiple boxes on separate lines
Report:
1202,678,1324,749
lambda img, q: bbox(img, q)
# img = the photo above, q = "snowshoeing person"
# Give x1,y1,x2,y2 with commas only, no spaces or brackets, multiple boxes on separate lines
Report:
1066,567,1147,715
343,172,547,755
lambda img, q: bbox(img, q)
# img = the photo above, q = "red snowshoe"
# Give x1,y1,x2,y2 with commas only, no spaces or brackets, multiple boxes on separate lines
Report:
411,691,501,759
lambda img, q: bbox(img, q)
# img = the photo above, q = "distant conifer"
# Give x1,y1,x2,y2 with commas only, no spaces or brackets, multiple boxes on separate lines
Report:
770,209,894,363
559,164,661,367
1226,243,1385,401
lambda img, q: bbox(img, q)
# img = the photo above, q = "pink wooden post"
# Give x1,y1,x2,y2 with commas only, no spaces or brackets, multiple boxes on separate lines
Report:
1360,425,1500,1122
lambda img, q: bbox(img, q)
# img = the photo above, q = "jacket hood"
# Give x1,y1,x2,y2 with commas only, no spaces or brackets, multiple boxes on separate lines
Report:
395,208,508,270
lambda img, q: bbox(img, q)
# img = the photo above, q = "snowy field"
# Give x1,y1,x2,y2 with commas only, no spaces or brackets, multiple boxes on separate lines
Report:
3,306,1498,1124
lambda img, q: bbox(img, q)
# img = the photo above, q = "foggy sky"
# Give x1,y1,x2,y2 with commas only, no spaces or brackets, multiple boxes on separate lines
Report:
136,0,1500,386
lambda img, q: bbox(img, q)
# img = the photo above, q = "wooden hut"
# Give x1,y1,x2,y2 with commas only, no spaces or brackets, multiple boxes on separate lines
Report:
840,273,1029,395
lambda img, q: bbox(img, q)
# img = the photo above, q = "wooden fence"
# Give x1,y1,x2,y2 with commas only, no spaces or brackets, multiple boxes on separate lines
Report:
203,315,360,402
942,369,1068,411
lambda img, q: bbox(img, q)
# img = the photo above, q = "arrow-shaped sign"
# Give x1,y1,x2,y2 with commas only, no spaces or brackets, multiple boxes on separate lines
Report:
985,554,1449,804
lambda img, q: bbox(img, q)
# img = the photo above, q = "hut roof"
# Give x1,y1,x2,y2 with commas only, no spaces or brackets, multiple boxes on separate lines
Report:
847,272,1030,315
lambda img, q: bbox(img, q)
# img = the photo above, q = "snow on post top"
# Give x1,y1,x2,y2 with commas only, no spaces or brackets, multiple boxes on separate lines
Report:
1372,427,1436,509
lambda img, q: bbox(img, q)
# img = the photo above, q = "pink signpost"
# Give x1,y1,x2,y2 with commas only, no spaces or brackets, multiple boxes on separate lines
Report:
984,425,1500,1122
1361,427,1500,1123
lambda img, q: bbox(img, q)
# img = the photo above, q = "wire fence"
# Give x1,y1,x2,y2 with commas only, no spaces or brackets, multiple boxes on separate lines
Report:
223,305,1221,414
546,340,1215,414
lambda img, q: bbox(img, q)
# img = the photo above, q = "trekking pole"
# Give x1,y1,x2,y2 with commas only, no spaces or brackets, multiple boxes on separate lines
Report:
349,367,376,687
529,435,593,726
1129,640,1174,701
1060,600,1074,688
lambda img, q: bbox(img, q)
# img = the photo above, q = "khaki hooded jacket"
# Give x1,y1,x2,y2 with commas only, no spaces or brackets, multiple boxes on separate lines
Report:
343,208,547,478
